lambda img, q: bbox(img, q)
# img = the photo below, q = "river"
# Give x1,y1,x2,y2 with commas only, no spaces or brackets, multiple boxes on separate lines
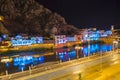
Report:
0,44,112,75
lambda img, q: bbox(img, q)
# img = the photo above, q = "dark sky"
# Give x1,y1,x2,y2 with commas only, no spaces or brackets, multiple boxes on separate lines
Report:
36,0,120,30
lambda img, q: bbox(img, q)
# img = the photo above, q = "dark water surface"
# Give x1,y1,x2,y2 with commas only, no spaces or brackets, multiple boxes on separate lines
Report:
0,44,112,75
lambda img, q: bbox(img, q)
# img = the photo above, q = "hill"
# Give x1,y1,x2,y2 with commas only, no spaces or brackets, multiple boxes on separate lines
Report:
0,0,79,37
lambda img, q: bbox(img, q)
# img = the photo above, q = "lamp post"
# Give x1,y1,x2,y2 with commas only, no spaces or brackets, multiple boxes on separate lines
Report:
113,40,115,51
113,40,118,53
29,66,31,75
116,41,119,54
0,17,2,21
6,70,8,76
100,50,102,72
0,16,4,22
87,38,90,59
75,45,81,59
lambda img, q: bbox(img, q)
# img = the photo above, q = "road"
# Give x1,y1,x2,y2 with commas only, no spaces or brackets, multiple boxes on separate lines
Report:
0,50,119,80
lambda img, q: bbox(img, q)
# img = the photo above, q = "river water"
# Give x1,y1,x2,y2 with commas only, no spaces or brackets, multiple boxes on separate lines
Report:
0,44,112,75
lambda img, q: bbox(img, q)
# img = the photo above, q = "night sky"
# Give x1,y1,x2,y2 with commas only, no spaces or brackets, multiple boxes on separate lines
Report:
36,0,120,30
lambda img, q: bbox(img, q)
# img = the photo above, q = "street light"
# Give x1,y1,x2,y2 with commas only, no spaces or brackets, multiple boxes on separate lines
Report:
75,45,81,59
0,16,4,21
6,70,8,76
87,38,90,59
0,17,2,21
113,40,118,53
100,50,102,72
29,66,31,75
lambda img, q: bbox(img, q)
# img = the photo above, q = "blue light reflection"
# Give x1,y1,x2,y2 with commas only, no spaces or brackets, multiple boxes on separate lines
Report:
57,50,76,62
82,44,113,56
13,56,44,71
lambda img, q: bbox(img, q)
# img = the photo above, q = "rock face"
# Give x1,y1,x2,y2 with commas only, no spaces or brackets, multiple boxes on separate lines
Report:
0,0,78,36
0,22,9,34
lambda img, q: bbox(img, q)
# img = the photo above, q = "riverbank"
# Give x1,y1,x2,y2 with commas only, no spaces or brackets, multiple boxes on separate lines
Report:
79,40,105,46
100,37,114,44
0,40,112,54
0,43,54,54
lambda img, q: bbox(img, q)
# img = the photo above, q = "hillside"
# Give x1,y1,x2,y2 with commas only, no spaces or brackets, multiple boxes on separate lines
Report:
0,0,78,36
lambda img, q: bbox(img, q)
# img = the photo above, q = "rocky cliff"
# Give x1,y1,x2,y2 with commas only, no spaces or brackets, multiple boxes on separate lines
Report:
0,0,78,36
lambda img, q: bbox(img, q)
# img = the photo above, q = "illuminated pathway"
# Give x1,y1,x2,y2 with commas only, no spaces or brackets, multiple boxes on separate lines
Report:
0,50,119,80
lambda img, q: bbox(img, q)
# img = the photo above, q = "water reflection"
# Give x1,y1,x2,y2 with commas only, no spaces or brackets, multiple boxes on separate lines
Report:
82,44,112,56
6,62,10,67
56,50,76,62
100,45,112,52
0,44,113,75
56,44,113,61
13,56,44,71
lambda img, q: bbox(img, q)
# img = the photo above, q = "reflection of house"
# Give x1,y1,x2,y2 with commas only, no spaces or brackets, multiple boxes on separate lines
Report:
1,57,13,63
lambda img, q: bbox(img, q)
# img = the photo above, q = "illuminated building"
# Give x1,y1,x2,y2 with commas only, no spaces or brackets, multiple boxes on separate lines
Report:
74,35,82,41
82,29,112,41
54,35,67,47
66,37,75,42
11,35,43,46
54,35,82,48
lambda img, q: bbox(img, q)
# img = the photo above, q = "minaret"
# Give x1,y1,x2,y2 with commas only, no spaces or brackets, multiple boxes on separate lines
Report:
111,25,114,31
111,25,115,35
111,25,116,40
